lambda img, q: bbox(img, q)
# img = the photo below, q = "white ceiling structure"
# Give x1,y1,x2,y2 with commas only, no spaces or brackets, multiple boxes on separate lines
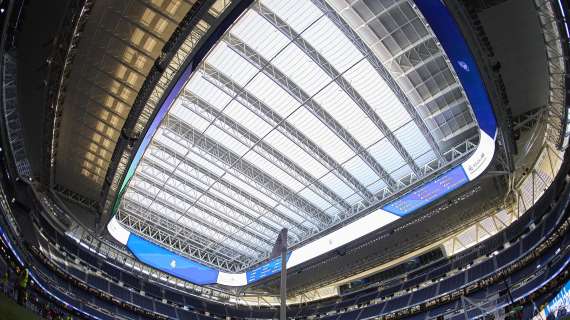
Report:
116,0,480,272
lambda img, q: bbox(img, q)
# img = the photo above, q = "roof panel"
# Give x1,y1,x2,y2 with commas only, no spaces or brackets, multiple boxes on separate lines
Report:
186,75,233,110
288,108,355,164
301,12,364,73
271,42,331,97
298,188,334,211
313,82,384,148
245,72,301,118
204,125,250,156
171,102,211,132
320,172,359,200
242,151,305,192
393,121,431,159
367,138,406,173
206,43,259,86
223,100,274,138
342,156,381,187
260,0,323,34
262,130,329,178
343,59,412,131
116,0,482,271
230,10,290,61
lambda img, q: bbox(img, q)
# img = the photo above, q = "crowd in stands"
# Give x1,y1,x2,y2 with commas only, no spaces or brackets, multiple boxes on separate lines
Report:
0,241,78,319
0,146,565,319
12,171,568,320
0,143,566,320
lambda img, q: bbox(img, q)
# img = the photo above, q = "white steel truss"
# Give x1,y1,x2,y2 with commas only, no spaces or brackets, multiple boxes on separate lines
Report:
117,0,482,271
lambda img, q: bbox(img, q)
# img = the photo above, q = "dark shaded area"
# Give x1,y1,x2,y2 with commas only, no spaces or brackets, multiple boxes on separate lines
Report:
479,0,548,116
15,0,68,177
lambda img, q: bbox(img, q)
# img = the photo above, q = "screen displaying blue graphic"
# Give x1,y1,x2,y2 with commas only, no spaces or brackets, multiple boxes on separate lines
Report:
246,253,291,283
127,234,219,285
545,278,570,317
383,166,469,216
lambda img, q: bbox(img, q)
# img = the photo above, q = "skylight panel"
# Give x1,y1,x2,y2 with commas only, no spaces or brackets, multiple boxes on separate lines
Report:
204,125,250,156
139,159,173,183
207,184,264,220
172,103,211,132
298,188,334,211
222,172,279,208
261,0,323,34
154,128,191,154
174,210,262,256
262,130,329,179
146,148,178,171
301,13,364,73
205,43,258,86
129,178,161,199
271,44,331,97
156,136,227,177
319,172,359,200
242,151,305,192
343,59,411,130
393,122,431,159
230,11,290,61
342,156,381,186
390,164,413,181
259,215,283,231
313,82,383,148
223,100,273,138
366,179,387,194
325,206,340,219
186,74,233,110
414,150,436,168
126,192,260,256
244,72,300,118
367,138,406,173
288,108,354,164
274,204,308,225
345,193,362,206
124,192,154,212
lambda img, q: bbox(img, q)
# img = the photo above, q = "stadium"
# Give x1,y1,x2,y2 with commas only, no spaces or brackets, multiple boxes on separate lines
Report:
0,0,568,318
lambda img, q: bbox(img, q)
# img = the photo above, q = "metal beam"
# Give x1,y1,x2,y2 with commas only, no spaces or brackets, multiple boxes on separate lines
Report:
124,188,262,260
130,172,272,255
201,63,373,202
425,98,468,120
179,92,351,212
146,141,311,241
224,34,399,189
52,184,98,211
253,2,422,176
137,161,277,247
310,0,444,162
116,205,248,270
2,54,32,178
161,114,333,228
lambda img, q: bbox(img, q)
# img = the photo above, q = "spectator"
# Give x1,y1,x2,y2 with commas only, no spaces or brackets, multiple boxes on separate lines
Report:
1,269,9,295
16,267,29,305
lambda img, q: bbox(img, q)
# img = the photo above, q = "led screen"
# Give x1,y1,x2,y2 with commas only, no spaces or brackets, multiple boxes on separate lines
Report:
544,279,570,318
383,166,469,216
127,234,219,285
246,253,291,284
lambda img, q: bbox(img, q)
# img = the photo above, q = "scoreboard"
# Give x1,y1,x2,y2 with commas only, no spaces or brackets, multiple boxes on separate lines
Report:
383,167,469,216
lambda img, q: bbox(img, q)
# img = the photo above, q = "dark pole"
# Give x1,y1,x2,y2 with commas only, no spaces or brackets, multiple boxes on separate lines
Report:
503,278,515,305
280,229,288,320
